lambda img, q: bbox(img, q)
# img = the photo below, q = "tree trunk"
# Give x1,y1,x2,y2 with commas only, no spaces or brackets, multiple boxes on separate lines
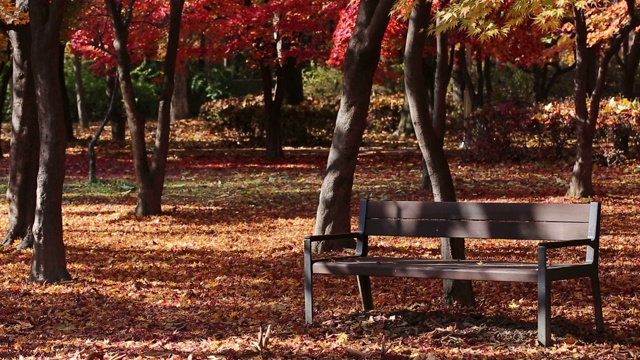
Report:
106,75,126,141
1,25,39,251
28,0,71,283
313,0,395,253
106,0,185,216
261,64,285,160
72,54,89,129
405,0,474,306
59,43,75,141
567,2,638,198
621,30,640,99
171,70,189,120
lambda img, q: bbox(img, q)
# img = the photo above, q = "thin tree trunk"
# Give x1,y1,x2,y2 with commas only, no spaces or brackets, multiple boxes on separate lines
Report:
0,60,11,158
59,43,74,141
405,0,474,306
73,54,89,128
621,30,640,99
261,64,285,160
313,0,395,253
28,0,71,283
106,75,126,141
1,25,39,251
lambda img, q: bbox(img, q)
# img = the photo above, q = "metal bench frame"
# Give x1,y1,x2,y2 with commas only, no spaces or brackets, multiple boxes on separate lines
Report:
304,199,604,346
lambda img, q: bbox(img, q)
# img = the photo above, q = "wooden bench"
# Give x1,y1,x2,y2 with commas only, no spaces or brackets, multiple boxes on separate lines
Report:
304,199,604,346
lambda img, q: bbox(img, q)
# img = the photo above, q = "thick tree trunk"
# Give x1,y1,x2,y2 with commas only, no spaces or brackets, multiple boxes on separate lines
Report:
106,75,126,141
568,3,638,198
405,0,474,306
72,54,89,129
261,64,285,160
28,0,71,283
313,0,395,253
106,0,184,216
1,26,39,251
171,70,189,120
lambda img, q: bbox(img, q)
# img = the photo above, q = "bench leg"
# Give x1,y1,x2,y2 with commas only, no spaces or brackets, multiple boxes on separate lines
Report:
591,274,604,332
304,240,314,324
538,277,552,346
357,275,373,311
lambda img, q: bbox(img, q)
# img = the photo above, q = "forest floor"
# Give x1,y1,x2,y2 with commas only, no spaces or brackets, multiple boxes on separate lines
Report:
0,119,639,359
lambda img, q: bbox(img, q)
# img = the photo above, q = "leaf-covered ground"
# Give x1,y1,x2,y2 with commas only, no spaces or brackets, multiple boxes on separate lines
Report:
0,119,639,359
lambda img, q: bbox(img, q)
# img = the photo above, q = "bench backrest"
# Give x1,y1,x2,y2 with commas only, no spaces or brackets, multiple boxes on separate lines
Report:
358,199,601,241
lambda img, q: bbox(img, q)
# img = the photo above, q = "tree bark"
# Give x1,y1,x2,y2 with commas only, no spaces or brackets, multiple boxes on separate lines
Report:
313,0,395,252
105,0,185,216
405,0,474,306
28,0,71,283
72,54,89,128
1,25,39,251
171,70,189,120
567,2,638,198
282,57,304,105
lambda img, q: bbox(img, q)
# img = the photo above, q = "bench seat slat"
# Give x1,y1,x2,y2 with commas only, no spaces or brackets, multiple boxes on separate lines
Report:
313,258,590,283
364,218,590,240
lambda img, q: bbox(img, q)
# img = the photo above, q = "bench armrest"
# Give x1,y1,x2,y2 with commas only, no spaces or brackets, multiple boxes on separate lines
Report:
538,239,594,249
304,232,368,259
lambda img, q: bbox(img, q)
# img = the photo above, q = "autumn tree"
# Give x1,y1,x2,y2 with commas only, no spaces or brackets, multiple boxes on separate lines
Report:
567,0,639,198
313,0,395,251
104,0,185,216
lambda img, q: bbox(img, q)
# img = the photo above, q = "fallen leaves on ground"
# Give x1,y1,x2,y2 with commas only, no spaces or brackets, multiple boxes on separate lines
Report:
0,119,638,359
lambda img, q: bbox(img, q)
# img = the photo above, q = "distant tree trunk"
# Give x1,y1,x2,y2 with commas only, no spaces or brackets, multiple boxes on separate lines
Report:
1,25,39,251
261,64,285,160
620,30,640,99
106,75,125,140
567,3,638,198
0,60,12,158
282,57,304,105
28,0,72,283
171,70,189,120
59,43,74,141
72,54,89,128
405,0,475,306
531,63,575,103
483,56,493,104
106,0,185,216
313,0,395,253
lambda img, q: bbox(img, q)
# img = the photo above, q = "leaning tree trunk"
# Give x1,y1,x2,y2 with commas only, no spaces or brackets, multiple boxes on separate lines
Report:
567,3,638,198
313,0,395,253
1,25,39,251
28,0,71,283
106,0,184,216
72,54,89,129
405,0,475,306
